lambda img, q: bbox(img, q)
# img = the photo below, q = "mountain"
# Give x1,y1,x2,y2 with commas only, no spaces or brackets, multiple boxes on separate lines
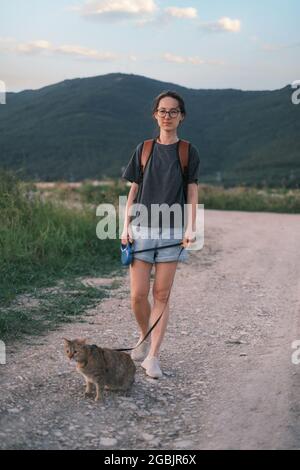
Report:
0,73,299,186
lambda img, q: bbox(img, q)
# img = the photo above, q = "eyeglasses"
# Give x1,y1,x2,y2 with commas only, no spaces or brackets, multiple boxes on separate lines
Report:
156,108,181,118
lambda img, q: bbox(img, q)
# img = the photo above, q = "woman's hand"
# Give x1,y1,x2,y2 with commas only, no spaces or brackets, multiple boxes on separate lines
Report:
182,228,196,248
121,226,133,245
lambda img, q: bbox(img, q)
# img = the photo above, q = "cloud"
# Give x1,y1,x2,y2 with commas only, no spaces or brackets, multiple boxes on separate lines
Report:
70,0,158,22
163,52,225,66
69,1,200,27
261,41,300,52
55,44,118,61
199,16,241,33
0,37,130,62
261,43,284,52
67,2,240,39
0,38,53,55
164,7,198,19
249,35,300,52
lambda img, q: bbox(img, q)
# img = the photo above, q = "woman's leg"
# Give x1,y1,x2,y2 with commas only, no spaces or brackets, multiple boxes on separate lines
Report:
148,261,178,358
129,259,153,337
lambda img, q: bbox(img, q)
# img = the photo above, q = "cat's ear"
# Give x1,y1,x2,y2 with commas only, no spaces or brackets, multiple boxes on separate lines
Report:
77,338,87,344
63,338,70,343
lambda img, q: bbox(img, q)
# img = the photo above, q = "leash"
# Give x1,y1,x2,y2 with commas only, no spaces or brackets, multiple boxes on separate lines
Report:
133,241,182,254
115,240,186,352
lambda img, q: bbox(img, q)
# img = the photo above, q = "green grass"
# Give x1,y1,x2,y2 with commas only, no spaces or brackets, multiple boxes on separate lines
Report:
0,170,124,342
0,170,122,305
48,180,300,213
198,185,300,213
78,180,127,206
0,281,114,342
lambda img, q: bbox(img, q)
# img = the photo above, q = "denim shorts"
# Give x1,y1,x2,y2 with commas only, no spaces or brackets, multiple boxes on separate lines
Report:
131,226,188,264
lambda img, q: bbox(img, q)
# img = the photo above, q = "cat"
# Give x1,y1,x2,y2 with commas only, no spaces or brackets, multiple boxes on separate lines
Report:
63,338,136,401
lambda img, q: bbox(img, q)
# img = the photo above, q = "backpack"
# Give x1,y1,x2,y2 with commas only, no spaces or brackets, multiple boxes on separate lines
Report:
138,138,190,202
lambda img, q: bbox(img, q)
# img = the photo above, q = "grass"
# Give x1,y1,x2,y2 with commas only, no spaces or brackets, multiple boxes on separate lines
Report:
0,279,121,343
0,169,124,342
34,180,300,214
78,180,127,206
198,184,300,213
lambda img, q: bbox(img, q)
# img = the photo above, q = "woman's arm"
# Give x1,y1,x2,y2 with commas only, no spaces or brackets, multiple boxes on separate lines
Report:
183,182,198,246
121,182,139,244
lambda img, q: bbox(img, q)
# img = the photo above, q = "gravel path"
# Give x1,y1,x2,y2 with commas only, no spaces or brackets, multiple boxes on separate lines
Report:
0,209,299,450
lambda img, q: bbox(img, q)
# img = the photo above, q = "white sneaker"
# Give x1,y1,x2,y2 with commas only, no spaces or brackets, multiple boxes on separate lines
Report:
131,337,150,361
141,356,163,379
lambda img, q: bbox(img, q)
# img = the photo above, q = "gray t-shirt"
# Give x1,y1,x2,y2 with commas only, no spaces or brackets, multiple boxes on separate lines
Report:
122,139,200,230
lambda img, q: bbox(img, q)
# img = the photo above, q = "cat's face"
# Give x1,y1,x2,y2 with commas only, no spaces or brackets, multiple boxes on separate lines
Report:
63,338,87,362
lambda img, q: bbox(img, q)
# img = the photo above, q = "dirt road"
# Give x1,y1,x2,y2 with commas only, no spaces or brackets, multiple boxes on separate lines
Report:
0,209,299,450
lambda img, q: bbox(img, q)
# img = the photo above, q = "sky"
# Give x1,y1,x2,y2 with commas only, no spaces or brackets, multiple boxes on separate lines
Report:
1,0,300,92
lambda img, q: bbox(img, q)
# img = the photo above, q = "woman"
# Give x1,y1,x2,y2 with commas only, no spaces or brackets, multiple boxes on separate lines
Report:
121,90,200,378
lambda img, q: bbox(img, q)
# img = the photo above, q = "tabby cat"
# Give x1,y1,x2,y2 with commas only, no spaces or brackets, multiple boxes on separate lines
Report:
63,338,136,401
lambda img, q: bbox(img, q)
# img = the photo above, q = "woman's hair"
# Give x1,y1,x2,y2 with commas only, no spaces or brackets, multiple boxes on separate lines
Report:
152,90,186,118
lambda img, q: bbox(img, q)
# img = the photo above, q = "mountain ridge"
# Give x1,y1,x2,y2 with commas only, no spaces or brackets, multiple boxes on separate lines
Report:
0,73,299,186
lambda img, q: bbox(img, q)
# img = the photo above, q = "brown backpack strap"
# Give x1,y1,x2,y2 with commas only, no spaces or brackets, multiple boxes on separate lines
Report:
178,139,190,202
141,138,190,177
141,139,155,173
178,139,190,175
